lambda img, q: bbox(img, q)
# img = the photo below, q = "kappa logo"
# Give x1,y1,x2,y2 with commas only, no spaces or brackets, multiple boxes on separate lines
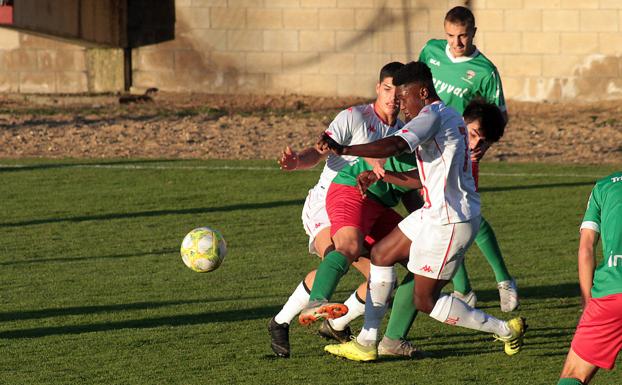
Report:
368,124,376,132
420,265,433,273
429,58,440,67
314,223,322,229
401,129,409,133
445,316,460,325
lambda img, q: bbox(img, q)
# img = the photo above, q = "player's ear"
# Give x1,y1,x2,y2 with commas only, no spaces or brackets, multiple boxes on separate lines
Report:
420,86,429,100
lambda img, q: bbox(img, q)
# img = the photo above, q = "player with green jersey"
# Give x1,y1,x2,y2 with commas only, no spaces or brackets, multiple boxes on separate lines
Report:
418,6,517,313
557,172,622,385
419,40,505,116
331,153,418,207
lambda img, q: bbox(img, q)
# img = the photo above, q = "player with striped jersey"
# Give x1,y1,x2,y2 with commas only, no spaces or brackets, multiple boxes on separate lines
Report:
268,62,405,358
321,61,525,361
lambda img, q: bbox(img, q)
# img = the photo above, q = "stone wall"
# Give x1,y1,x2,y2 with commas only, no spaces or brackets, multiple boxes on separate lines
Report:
1,0,621,101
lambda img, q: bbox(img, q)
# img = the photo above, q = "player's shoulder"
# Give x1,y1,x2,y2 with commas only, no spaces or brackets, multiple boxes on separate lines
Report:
333,103,369,123
423,39,447,51
436,102,464,125
472,49,500,73
597,172,622,188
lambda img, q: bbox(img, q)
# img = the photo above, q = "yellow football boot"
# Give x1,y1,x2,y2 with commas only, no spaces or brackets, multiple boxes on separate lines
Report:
494,317,527,356
324,339,378,362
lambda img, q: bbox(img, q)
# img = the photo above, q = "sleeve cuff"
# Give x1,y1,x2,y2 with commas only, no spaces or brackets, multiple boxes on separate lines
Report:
580,221,600,233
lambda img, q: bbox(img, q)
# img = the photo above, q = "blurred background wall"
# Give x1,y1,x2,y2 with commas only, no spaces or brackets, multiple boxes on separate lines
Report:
0,0,621,101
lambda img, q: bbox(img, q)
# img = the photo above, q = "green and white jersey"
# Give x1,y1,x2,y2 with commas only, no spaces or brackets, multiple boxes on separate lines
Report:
418,39,506,114
331,154,418,208
581,171,622,298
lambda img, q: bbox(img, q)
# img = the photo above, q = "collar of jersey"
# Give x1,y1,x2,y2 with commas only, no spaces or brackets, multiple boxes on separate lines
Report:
444,43,479,63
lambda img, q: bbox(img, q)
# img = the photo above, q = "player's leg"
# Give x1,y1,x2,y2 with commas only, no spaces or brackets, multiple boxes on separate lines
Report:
322,258,369,340
476,216,518,312
268,226,333,357
378,272,421,357
450,261,477,306
302,184,376,324
269,185,333,357
559,294,622,384
410,219,525,355
366,207,421,357
558,348,599,385
324,226,411,361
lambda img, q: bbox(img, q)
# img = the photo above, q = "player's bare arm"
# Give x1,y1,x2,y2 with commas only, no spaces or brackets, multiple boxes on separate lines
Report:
356,169,421,196
278,145,326,171
323,133,408,158
577,228,599,308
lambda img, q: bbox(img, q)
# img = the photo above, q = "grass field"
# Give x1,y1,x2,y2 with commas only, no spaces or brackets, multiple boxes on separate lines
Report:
0,159,619,385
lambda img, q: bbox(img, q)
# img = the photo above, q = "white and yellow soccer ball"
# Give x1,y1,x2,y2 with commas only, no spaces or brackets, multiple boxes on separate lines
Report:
180,227,227,272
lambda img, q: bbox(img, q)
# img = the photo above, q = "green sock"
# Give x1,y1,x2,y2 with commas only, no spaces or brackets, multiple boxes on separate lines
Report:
308,251,350,302
384,273,418,340
476,217,512,283
557,378,583,385
451,261,472,295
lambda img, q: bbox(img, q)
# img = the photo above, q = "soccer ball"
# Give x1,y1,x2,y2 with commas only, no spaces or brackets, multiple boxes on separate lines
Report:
180,227,227,272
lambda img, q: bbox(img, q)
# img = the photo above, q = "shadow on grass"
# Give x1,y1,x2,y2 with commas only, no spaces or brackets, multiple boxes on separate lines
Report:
0,248,176,266
0,304,280,339
0,159,184,173
479,180,594,193
470,283,580,303
0,199,305,228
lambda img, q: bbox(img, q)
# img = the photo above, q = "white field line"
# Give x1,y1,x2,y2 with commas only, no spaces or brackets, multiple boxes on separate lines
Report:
0,163,605,178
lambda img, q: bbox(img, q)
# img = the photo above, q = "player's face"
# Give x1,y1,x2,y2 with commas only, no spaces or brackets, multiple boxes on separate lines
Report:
375,77,399,118
467,119,491,153
397,83,425,122
444,21,476,58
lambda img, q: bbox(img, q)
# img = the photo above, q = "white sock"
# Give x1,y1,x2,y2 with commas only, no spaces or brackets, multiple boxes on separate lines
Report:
429,294,510,337
356,264,395,346
329,290,365,331
274,281,310,325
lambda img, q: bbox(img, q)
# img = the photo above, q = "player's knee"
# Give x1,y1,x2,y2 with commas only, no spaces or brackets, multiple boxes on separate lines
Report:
334,240,363,261
369,243,394,266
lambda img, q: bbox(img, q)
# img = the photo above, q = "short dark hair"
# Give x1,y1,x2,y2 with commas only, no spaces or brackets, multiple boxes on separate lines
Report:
445,6,475,29
392,61,434,89
379,61,404,82
463,99,505,143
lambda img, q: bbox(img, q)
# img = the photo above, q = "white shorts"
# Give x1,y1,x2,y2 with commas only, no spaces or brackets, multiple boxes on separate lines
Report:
399,212,480,280
301,183,330,255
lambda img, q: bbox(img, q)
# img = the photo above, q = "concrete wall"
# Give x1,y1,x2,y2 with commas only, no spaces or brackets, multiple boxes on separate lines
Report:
1,0,622,101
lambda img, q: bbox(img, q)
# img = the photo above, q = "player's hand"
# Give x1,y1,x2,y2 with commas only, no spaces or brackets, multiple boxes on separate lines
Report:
317,132,345,155
357,170,380,196
470,142,490,162
365,158,386,179
278,146,298,170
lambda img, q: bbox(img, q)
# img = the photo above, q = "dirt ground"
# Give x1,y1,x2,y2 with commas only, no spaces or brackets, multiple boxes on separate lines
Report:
0,92,620,165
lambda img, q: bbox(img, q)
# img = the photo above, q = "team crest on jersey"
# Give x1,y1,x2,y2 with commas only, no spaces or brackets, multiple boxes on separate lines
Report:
429,58,440,67
461,69,476,84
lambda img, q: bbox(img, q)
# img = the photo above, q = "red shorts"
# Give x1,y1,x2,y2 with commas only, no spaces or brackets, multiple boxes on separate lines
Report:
571,293,622,370
326,183,402,246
